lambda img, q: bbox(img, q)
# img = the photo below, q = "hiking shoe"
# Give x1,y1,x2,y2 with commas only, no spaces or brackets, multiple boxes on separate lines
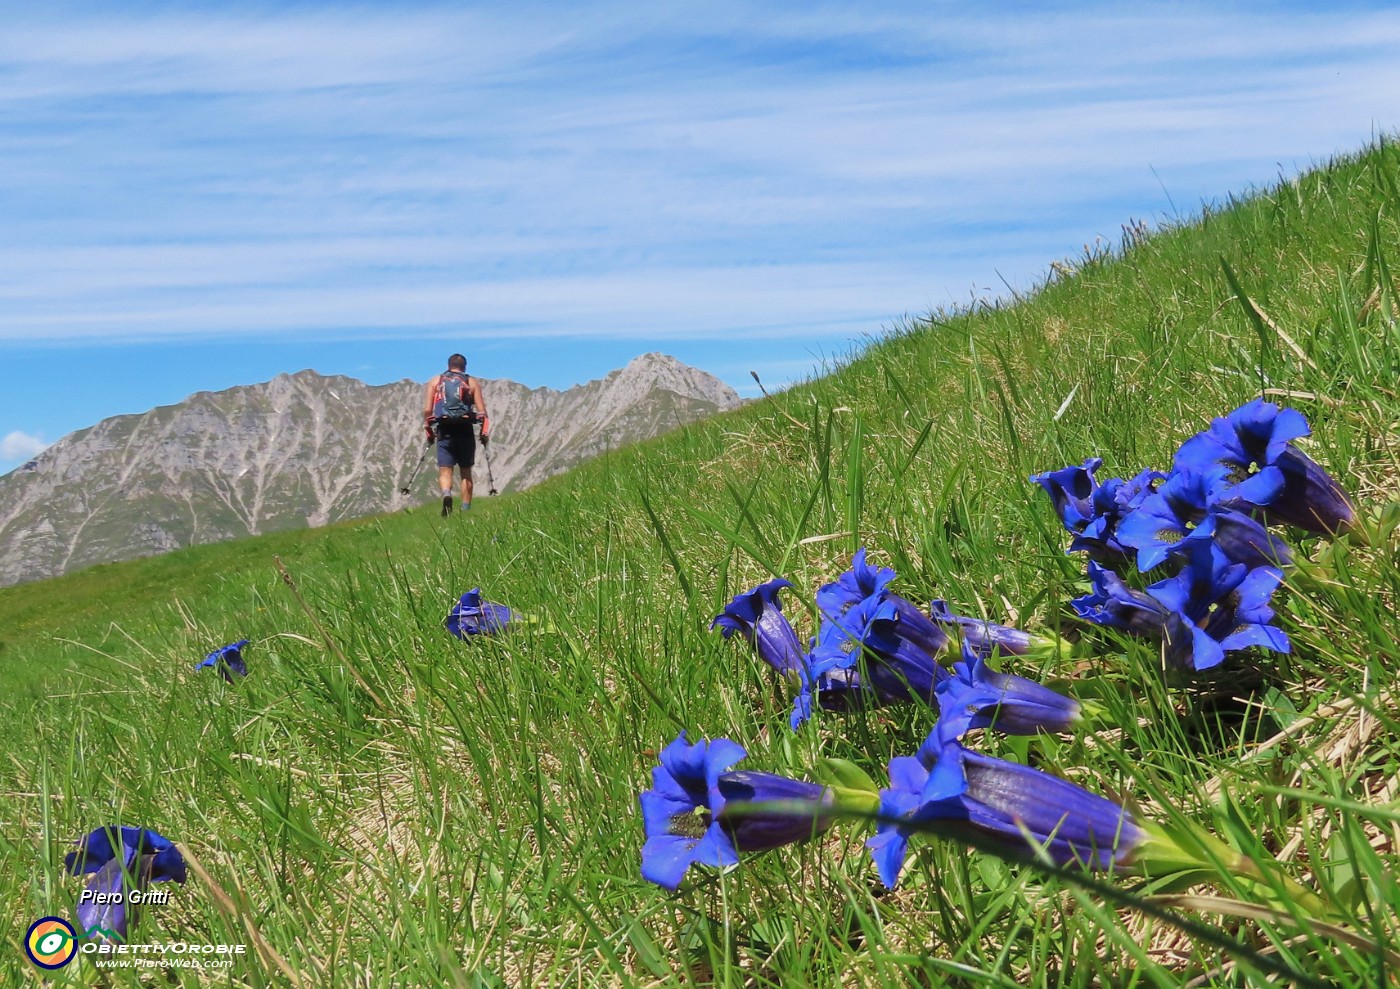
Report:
441,496,453,517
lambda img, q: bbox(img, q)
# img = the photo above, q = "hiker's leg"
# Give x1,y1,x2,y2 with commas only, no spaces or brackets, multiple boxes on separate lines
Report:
460,431,476,507
435,434,457,515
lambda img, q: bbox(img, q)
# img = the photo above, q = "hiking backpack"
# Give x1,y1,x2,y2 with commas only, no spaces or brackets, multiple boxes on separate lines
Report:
436,371,476,424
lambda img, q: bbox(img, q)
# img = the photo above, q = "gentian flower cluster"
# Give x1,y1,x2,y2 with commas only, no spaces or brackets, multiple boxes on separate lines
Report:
661,551,1115,891
644,523,1334,903
195,639,250,681
710,549,1071,734
445,588,519,638
1036,399,1354,670
64,826,186,940
635,402,1349,910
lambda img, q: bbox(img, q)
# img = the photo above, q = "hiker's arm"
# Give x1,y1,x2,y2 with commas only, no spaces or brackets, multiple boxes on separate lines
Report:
422,377,439,420
473,380,491,441
421,378,438,441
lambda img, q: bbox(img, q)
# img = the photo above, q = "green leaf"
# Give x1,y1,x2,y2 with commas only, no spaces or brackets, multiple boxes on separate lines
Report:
1220,256,1272,384
814,757,880,795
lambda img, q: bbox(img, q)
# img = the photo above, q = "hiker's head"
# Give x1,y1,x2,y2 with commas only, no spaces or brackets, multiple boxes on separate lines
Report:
447,354,467,371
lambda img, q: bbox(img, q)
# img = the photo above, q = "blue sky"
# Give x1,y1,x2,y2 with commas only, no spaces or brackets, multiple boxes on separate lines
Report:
3,1,1399,471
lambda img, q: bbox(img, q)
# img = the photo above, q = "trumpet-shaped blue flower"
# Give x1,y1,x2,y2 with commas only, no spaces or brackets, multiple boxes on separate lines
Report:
1030,458,1104,534
923,641,1082,752
816,549,943,657
195,640,249,681
445,588,518,638
639,732,834,889
1174,398,1355,534
929,599,1035,658
789,663,866,729
868,742,1146,888
1068,468,1167,563
1031,460,1167,564
639,733,742,889
808,591,949,705
64,826,186,940
814,546,896,617
1116,467,1291,570
1071,562,1171,636
1146,540,1290,671
711,578,808,674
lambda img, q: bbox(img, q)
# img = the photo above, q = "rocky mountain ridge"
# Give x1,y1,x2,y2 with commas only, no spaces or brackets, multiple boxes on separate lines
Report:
0,352,740,587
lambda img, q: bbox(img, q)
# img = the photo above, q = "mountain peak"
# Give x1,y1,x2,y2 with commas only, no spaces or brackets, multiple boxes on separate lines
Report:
0,353,740,587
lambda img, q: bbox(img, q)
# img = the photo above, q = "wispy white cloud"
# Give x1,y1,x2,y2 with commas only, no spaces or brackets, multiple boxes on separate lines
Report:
0,1,1397,396
1,430,48,460
0,259,952,341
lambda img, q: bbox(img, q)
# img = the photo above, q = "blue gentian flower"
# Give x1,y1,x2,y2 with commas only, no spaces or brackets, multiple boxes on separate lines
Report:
1071,562,1171,636
789,664,868,729
1030,458,1104,534
64,826,186,940
711,578,808,674
808,591,949,705
923,641,1081,752
868,742,1146,888
1068,468,1167,562
445,588,518,638
639,732,834,889
790,551,950,727
814,546,896,617
639,733,743,889
1145,540,1290,671
1116,468,1292,570
816,549,944,657
1174,398,1356,534
928,599,1035,658
195,640,249,681
1031,461,1168,564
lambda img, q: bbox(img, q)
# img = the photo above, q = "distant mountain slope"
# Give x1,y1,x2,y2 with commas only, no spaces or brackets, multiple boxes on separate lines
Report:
0,352,740,586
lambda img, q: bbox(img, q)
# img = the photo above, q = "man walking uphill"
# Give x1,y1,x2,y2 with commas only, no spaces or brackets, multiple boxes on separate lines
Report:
422,354,491,517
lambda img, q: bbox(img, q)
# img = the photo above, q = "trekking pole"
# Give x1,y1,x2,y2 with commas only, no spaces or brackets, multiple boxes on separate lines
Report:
479,426,499,496
399,438,432,496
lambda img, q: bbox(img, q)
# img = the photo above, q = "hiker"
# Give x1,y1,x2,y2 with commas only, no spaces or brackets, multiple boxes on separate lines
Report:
422,354,490,516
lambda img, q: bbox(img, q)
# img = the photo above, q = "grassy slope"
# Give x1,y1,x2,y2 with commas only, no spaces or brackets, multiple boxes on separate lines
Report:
2,142,1398,987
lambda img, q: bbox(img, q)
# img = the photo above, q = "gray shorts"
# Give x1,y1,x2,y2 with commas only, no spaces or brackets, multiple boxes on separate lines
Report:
435,422,476,469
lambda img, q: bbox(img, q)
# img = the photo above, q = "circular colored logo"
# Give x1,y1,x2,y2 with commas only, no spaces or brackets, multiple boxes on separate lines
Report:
25,917,78,970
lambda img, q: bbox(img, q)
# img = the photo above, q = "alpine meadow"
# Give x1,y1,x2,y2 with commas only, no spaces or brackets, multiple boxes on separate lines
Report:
3,141,1399,987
